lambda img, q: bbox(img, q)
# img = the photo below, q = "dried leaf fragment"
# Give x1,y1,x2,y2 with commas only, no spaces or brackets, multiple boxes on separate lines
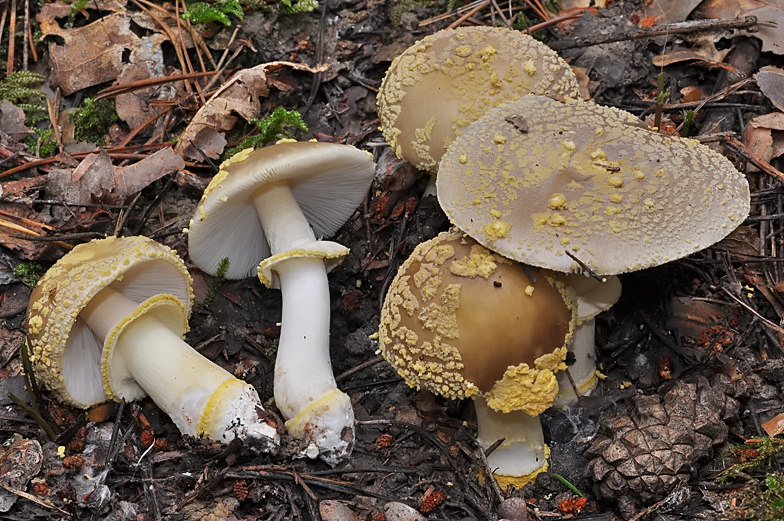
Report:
755,65,784,112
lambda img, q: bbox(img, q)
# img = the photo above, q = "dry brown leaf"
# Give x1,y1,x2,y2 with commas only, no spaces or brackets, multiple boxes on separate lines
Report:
696,0,784,55
680,85,704,103
712,225,761,257
638,0,701,23
115,33,176,132
0,101,34,141
46,148,184,211
743,112,784,168
652,33,731,67
38,5,140,95
755,65,784,111
174,61,325,161
762,412,784,437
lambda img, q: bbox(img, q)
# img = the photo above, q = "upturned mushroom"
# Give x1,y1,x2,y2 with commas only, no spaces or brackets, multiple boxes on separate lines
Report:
187,141,375,465
377,26,580,172
379,230,576,486
26,236,279,450
437,95,750,274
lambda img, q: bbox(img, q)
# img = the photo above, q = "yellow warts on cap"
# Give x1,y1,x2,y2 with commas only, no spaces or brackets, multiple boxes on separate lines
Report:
449,244,499,279
525,285,534,296
484,347,567,416
275,138,298,145
483,221,511,242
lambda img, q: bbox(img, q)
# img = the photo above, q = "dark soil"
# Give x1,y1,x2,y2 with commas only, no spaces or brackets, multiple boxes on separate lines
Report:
1,0,784,520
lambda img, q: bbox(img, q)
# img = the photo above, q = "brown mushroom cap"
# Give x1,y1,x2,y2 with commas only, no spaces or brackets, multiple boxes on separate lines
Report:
379,230,576,415
26,236,193,408
377,26,580,171
437,96,751,275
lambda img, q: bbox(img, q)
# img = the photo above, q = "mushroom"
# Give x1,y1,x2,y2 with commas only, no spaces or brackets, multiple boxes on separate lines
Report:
377,26,580,172
26,236,279,450
555,274,622,405
187,141,375,464
378,230,576,486
436,95,750,274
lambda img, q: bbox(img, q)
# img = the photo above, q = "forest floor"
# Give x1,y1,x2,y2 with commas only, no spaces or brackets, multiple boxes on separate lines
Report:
1,0,784,520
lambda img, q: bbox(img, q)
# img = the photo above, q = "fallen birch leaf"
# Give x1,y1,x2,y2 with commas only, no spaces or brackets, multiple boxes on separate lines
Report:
742,112,784,168
638,0,701,24
112,147,185,198
38,5,140,95
755,65,784,111
762,412,784,437
696,0,784,55
652,34,731,67
174,61,325,161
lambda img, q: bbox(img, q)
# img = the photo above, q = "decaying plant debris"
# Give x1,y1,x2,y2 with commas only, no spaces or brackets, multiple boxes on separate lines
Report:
1,0,784,520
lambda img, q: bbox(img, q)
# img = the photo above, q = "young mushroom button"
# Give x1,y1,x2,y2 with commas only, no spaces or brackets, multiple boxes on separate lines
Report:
26,236,279,451
379,230,576,486
377,26,580,172
187,141,376,465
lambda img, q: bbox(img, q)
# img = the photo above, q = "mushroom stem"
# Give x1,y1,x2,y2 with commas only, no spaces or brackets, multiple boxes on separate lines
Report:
253,181,317,253
474,396,548,487
555,319,598,405
252,181,355,464
80,288,279,448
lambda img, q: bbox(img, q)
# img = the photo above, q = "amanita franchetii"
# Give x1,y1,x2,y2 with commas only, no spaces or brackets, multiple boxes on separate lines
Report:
437,95,750,401
26,236,279,450
187,141,375,465
379,230,576,486
377,26,580,172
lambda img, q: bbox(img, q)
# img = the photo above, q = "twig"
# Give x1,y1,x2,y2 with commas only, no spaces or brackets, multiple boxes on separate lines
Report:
419,0,488,27
22,0,28,70
7,0,16,74
549,16,758,51
447,0,490,30
95,71,219,101
720,286,784,336
335,356,384,383
720,136,784,185
476,445,503,501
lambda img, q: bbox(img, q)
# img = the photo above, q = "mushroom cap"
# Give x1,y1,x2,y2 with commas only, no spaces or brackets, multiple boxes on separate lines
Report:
437,96,751,275
377,26,580,171
26,236,193,408
188,141,376,280
379,230,576,415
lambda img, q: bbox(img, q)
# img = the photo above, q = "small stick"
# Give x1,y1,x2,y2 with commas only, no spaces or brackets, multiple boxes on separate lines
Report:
335,356,384,383
563,250,605,282
26,9,37,62
721,136,784,185
549,16,758,51
7,0,16,74
447,0,490,30
22,0,28,70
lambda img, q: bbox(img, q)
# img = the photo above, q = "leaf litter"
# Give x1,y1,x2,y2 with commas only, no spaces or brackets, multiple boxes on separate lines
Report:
1,0,784,520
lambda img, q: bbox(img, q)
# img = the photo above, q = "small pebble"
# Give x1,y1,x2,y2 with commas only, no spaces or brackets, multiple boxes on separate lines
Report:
497,497,528,521
319,500,359,521
383,502,426,521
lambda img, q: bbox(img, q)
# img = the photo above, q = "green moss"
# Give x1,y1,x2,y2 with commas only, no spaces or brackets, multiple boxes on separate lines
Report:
0,71,45,105
70,98,119,143
224,107,308,160
182,0,244,26
14,262,41,287
390,0,430,26
279,0,317,14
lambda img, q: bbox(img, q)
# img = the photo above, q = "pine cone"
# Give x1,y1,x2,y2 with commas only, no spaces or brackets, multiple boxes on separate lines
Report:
585,375,738,512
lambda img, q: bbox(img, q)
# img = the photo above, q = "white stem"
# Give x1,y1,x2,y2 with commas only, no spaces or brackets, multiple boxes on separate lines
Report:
80,288,278,448
253,180,354,464
556,318,598,405
253,180,316,254
272,256,334,419
474,397,547,480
